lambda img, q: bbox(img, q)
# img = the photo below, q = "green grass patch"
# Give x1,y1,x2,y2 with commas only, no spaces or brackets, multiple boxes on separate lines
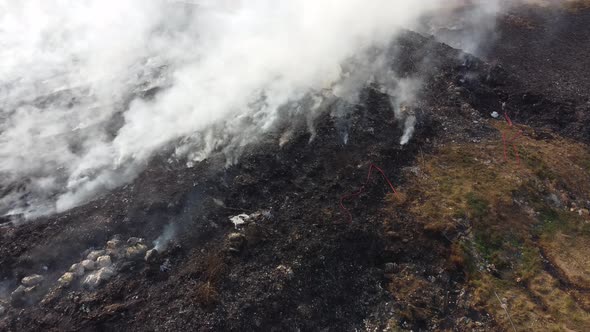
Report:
466,192,490,219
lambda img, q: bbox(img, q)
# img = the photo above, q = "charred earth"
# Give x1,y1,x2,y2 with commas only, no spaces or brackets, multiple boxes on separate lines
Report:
1,3,590,332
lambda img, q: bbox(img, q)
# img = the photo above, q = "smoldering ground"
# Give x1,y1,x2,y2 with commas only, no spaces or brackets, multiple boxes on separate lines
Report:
0,1,548,219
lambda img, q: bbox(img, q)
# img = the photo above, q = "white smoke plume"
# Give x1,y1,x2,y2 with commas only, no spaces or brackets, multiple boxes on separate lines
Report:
153,223,177,252
0,1,508,218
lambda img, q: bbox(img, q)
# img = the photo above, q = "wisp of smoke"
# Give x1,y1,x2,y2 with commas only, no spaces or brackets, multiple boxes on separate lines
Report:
153,223,177,252
0,0,506,218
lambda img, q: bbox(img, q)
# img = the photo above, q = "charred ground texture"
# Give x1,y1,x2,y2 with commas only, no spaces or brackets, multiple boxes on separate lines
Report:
1,4,590,332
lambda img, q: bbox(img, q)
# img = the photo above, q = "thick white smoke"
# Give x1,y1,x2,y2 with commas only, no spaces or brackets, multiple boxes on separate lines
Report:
0,1,506,218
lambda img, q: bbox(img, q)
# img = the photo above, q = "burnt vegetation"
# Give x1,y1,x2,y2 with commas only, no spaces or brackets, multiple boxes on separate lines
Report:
2,2,590,331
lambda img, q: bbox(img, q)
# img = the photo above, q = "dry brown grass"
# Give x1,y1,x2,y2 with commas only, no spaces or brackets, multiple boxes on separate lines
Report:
398,120,590,330
195,281,220,307
193,252,226,307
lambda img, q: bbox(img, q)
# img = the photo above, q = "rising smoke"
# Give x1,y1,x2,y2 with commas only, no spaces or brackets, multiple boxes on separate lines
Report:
0,0,511,218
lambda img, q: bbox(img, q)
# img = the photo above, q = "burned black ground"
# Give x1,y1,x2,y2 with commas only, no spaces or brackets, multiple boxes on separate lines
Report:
2,4,590,332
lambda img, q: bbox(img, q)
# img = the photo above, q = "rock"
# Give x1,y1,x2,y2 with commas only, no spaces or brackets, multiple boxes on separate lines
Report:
491,111,499,118
11,285,42,305
10,285,26,302
107,239,122,250
81,268,114,289
82,273,101,289
87,250,106,261
96,255,112,267
127,237,144,245
125,243,148,260
226,232,246,252
69,263,85,277
81,259,97,271
145,248,159,262
579,208,589,216
106,247,124,259
21,274,44,287
58,272,75,287
97,267,115,281
0,304,5,316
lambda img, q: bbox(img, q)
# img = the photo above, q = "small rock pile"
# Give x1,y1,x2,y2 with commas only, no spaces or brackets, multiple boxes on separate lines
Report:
53,236,149,290
7,235,163,309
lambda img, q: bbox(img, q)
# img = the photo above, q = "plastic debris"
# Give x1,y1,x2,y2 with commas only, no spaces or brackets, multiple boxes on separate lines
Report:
229,214,250,229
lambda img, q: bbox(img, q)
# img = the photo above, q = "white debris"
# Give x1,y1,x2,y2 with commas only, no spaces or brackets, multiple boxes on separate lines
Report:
229,214,250,229
21,274,44,287
58,272,75,287
81,259,97,271
87,250,106,261
69,263,85,277
96,255,112,268
160,259,171,272
491,111,500,118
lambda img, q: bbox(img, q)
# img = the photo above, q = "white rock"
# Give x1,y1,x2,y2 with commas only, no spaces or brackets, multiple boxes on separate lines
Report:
58,272,75,287
96,255,112,268
0,304,5,316
21,274,44,287
491,111,500,118
125,243,148,260
87,250,106,261
97,267,115,281
82,273,101,289
81,259,96,271
69,263,85,276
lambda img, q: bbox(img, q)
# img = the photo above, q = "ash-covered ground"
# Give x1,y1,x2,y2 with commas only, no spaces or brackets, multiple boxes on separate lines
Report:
1,3,590,332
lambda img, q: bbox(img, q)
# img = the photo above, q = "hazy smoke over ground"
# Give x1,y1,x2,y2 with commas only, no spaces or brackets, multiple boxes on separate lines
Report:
0,1,509,218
